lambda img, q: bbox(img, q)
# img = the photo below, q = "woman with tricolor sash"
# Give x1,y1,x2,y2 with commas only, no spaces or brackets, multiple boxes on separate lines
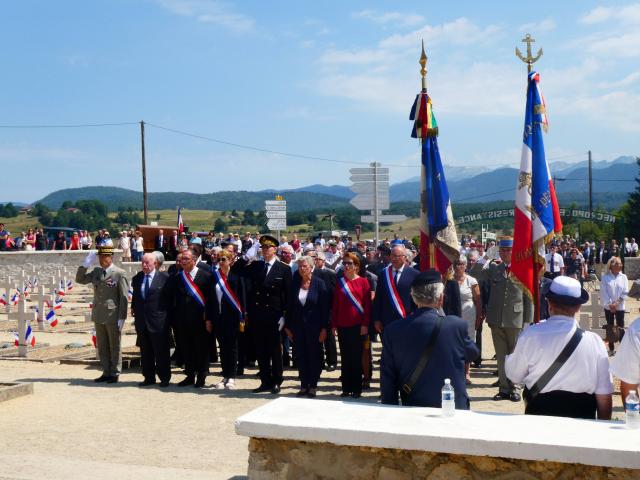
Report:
284,255,330,398
331,252,372,398
207,250,247,390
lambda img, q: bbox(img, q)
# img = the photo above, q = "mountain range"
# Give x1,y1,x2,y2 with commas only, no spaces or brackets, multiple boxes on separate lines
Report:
31,155,637,212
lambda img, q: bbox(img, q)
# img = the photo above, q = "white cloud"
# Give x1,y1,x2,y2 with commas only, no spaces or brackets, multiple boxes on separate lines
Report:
584,31,640,58
519,17,557,33
571,90,640,132
155,0,255,33
352,10,425,28
597,71,640,89
579,4,640,24
379,18,503,50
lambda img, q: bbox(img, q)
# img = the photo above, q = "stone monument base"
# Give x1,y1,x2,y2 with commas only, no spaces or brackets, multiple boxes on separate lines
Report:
0,382,34,403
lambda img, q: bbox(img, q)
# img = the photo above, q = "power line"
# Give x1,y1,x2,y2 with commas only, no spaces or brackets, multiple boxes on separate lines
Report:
455,188,516,202
0,122,138,128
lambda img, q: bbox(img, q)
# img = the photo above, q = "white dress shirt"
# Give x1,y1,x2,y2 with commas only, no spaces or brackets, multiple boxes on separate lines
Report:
544,252,564,273
505,315,613,395
611,317,640,383
188,266,198,280
264,258,276,276
600,272,629,311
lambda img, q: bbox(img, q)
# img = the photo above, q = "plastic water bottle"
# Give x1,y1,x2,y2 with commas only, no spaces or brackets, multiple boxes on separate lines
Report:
625,390,640,429
441,378,455,417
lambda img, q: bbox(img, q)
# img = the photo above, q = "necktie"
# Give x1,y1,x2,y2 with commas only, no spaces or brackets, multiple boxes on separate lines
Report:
550,256,555,273
264,262,269,276
394,270,400,284
505,264,510,276
143,275,150,299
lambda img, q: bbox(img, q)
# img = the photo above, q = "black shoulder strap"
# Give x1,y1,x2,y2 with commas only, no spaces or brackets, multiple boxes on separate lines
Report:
401,315,443,396
527,327,584,401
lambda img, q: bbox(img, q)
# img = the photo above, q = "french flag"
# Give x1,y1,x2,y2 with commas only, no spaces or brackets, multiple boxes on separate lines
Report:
10,292,19,306
66,280,74,291
91,330,97,348
512,71,562,320
177,207,184,233
46,309,58,327
0,293,7,306
14,325,36,347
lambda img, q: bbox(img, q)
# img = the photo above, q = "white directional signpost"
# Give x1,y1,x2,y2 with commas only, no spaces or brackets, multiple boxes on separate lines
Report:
349,162,406,244
265,197,287,240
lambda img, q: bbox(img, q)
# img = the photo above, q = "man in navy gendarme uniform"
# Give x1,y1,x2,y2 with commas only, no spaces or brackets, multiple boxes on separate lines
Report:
381,270,479,409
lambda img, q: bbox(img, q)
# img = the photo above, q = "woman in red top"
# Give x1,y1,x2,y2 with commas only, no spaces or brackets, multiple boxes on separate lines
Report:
68,231,81,250
331,252,371,398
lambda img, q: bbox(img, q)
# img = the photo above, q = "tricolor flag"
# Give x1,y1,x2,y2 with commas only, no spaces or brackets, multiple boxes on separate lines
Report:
10,292,20,306
177,206,184,233
66,280,74,291
0,293,7,306
512,71,562,317
410,76,459,272
91,330,97,348
46,308,58,328
13,324,36,347
89,302,94,309
127,287,133,302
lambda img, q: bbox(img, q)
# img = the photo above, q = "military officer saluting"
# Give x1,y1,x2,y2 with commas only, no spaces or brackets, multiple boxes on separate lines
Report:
233,234,292,394
481,236,533,402
76,245,130,383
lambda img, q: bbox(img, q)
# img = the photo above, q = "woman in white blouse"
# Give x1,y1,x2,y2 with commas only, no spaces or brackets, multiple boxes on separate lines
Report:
600,256,629,355
453,255,482,384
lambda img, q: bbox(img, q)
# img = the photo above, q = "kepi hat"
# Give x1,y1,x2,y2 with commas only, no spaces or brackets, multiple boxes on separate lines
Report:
260,234,279,248
498,236,513,248
411,269,442,288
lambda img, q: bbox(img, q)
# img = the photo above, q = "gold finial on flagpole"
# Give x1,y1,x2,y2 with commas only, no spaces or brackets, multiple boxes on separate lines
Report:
419,39,428,91
515,33,543,73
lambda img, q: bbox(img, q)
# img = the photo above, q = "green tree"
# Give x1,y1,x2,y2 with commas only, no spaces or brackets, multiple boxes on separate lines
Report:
623,157,640,237
214,217,227,232
0,202,18,218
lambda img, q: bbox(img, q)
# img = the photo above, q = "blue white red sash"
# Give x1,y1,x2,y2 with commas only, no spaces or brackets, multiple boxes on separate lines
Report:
214,270,243,319
383,266,406,318
181,271,205,308
339,277,364,315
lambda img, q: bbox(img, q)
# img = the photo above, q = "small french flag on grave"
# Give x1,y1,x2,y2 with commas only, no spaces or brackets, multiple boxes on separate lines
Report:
0,294,7,306
10,292,19,306
25,324,36,346
89,302,94,309
12,332,19,346
66,280,73,291
53,299,63,310
46,309,58,328
127,288,133,302
91,330,97,348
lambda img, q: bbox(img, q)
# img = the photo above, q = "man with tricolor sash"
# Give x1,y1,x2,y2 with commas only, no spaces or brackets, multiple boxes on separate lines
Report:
168,248,215,388
372,245,420,335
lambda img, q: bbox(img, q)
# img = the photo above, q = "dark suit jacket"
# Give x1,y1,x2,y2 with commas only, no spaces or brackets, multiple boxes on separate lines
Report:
443,279,462,317
210,271,247,325
381,307,479,409
169,268,215,326
595,247,611,264
233,258,292,320
154,235,167,252
131,270,171,334
372,266,420,326
286,274,329,332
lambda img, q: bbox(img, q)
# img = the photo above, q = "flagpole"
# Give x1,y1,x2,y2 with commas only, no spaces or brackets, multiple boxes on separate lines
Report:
515,34,544,323
419,41,435,270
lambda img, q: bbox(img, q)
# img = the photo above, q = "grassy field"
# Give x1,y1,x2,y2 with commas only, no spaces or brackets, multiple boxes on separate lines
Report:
0,213,42,234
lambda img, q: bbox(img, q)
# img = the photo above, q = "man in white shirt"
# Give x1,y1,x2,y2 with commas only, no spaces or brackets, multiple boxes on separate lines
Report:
610,317,640,408
544,244,564,278
506,276,613,419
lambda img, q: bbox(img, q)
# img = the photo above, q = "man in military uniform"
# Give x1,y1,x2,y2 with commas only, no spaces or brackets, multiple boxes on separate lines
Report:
381,270,479,408
233,234,292,394
76,245,129,383
481,236,532,402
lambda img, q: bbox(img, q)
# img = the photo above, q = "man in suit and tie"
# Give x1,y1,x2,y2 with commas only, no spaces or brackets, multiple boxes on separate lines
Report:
372,245,420,335
167,229,179,261
131,253,172,387
76,245,129,383
154,229,167,255
481,236,533,402
595,239,611,278
169,248,215,388
233,234,292,394
381,270,479,408
312,250,338,370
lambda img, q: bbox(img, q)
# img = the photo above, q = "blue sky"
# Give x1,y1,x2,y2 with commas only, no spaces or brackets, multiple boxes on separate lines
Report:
1,1,639,202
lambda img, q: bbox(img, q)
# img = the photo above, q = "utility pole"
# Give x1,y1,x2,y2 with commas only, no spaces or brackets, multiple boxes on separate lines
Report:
588,150,593,216
140,121,148,224
373,162,379,246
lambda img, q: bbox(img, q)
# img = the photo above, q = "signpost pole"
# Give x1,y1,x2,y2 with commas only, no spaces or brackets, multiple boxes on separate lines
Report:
373,162,379,246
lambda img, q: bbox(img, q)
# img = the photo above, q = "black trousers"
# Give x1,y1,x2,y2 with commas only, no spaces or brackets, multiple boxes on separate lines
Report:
605,309,626,350
338,325,363,395
474,323,483,366
138,328,171,383
171,322,183,366
252,315,283,387
216,318,239,379
524,389,597,419
293,323,323,389
179,322,209,378
323,329,338,367
208,323,219,363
